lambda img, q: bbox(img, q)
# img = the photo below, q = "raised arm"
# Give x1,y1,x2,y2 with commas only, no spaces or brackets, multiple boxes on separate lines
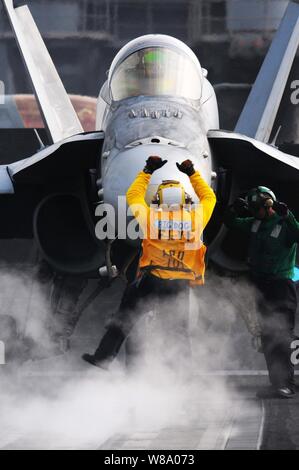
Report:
224,210,254,233
126,171,151,233
189,171,216,229
273,202,299,242
176,159,216,230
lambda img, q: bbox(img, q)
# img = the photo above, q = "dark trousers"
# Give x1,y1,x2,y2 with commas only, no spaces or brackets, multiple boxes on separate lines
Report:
93,274,190,365
253,277,297,390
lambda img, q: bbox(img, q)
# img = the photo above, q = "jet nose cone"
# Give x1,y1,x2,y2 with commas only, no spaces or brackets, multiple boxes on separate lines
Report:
103,144,210,208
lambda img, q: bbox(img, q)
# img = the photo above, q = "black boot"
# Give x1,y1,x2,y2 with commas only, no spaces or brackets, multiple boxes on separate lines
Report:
82,353,110,370
256,385,295,399
82,325,126,370
276,387,295,399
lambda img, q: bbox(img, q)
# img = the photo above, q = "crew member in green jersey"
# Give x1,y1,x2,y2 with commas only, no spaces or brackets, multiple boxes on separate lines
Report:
225,186,299,399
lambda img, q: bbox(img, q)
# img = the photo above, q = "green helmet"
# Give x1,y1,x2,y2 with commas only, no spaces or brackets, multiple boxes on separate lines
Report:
246,186,276,212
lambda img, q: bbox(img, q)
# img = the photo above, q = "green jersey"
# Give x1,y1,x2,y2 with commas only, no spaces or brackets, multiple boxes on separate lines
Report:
224,210,299,280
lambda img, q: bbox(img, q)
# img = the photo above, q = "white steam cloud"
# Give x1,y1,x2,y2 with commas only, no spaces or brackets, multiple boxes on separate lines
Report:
0,263,263,450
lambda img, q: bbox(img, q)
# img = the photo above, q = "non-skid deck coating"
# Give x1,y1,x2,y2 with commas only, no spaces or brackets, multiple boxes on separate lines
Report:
0,374,274,451
2,373,299,450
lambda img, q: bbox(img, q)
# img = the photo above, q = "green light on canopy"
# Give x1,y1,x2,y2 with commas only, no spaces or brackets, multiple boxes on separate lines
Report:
143,49,166,64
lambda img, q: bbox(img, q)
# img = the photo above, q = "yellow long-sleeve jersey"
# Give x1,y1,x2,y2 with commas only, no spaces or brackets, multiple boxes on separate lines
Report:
126,171,216,283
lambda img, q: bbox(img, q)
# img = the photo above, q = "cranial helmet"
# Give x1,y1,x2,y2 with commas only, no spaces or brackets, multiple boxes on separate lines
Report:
246,186,276,213
152,180,192,208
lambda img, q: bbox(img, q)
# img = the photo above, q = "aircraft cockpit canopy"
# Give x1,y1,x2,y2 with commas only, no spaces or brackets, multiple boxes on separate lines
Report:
110,47,203,102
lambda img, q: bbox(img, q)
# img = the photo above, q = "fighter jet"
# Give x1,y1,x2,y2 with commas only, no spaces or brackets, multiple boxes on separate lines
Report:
1,0,299,283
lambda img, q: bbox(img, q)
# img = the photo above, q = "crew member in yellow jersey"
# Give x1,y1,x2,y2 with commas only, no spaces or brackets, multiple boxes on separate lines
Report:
82,156,216,369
